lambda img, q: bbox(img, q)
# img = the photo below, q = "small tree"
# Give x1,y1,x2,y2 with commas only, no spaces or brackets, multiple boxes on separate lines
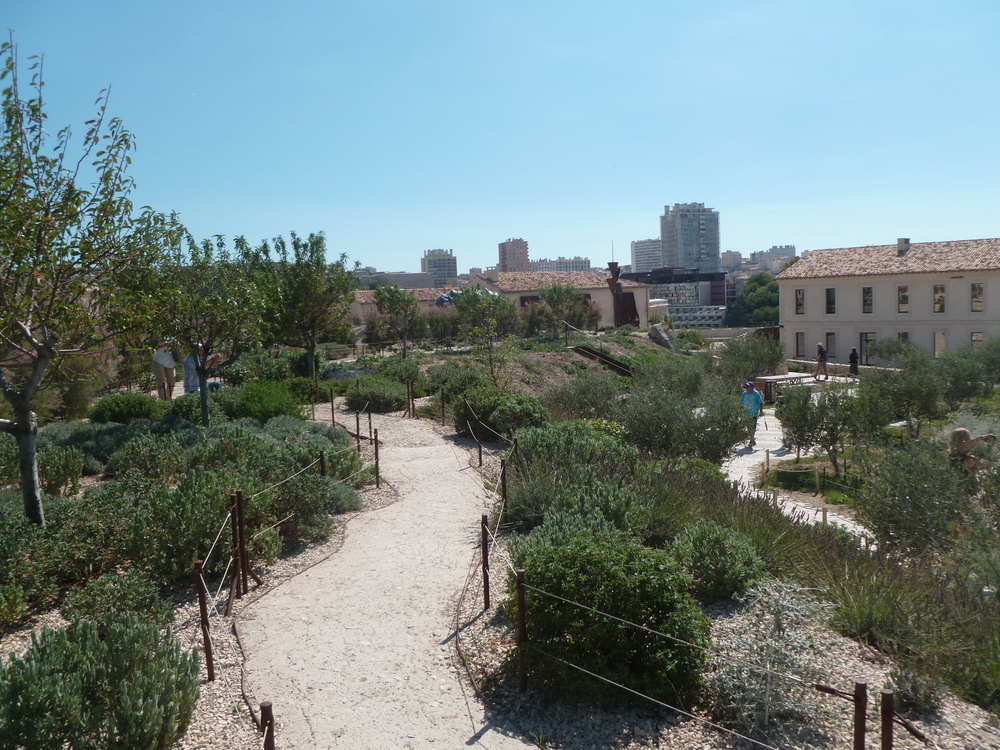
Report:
374,284,419,358
715,333,785,386
539,282,600,334
153,234,266,428
266,232,357,382
774,385,815,460
453,286,519,386
812,386,853,475
0,40,168,524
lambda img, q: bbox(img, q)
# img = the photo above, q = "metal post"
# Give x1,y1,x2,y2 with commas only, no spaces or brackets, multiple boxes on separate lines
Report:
260,701,275,750
517,569,527,693
814,466,821,495
766,448,770,472
227,495,241,610
195,561,215,681
478,433,483,467
236,490,249,595
822,507,828,523
441,391,446,426
319,450,326,477
881,689,893,750
356,411,361,452
374,428,380,489
368,410,372,442
481,514,490,610
331,391,336,427
854,681,867,750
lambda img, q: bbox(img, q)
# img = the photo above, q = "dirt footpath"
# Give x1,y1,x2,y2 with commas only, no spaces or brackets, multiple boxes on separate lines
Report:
239,408,534,749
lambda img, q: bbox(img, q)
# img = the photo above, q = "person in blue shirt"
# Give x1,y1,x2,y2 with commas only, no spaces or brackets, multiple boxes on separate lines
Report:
740,381,764,448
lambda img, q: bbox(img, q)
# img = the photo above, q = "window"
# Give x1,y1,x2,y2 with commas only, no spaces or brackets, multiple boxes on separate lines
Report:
862,287,873,314
898,331,909,343
860,332,876,365
933,284,945,313
972,332,984,347
794,289,804,315
897,286,909,313
972,282,984,312
795,332,805,358
825,288,836,314
934,332,946,357
825,332,836,359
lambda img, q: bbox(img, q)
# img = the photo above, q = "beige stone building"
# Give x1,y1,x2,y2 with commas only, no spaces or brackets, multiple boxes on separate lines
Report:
776,238,1000,364
474,269,649,329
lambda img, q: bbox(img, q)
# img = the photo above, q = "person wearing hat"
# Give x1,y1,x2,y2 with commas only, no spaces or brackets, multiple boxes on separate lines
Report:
740,380,764,448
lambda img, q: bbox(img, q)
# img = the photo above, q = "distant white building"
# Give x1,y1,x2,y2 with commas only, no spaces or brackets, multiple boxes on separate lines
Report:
720,250,743,272
420,248,458,287
529,256,591,272
630,238,662,273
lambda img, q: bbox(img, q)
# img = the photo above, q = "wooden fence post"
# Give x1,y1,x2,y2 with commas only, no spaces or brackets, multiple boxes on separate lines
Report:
854,681,867,750
368,410,373,442
236,490,249,594
517,569,527,693
195,560,215,681
227,495,242,612
881,689,894,750
356,411,361,452
814,466,821,495
500,458,508,517
374,428,380,489
260,701,275,750
319,450,326,477
481,514,490,610
441,391,446,426
766,448,770,472
477,431,483,467
330,391,336,427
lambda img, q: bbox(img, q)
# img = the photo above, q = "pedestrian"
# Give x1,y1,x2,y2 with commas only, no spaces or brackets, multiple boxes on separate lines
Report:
848,347,859,379
815,343,829,381
151,339,176,401
183,343,223,394
740,381,764,449
949,428,996,472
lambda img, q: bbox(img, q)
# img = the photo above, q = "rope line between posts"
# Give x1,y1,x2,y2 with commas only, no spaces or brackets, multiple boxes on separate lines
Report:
523,582,816,689
200,613,257,745
252,513,297,540
203,511,232,569
464,402,512,444
247,458,321,500
212,557,235,606
527,645,780,750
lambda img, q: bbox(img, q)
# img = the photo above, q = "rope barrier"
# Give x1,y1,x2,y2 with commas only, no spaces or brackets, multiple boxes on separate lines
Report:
251,512,297,540
526,645,781,750
203,511,232,569
522,582,815,690
247,458,321,500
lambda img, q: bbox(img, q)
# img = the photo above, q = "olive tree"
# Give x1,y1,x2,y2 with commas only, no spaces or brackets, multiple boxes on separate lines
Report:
0,40,168,524
374,284,419,358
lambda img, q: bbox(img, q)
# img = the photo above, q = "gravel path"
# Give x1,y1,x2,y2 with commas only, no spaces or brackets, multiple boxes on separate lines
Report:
238,405,534,749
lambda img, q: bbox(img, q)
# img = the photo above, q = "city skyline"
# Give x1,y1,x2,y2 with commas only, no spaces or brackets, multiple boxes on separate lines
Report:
6,2,1000,273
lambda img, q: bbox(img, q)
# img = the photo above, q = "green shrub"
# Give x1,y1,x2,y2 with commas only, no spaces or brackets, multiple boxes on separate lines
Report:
166,391,229,426
37,444,85,496
512,533,709,707
0,433,15,485
670,518,766,601
90,392,166,424
426,360,489,397
246,351,294,382
106,433,188,480
0,614,199,750
285,376,327,403
226,381,304,422
327,481,361,514
0,496,58,626
344,376,407,413
887,665,945,716
507,511,623,566
708,579,832,744
376,353,428,393
542,368,626,422
61,569,173,634
454,386,548,441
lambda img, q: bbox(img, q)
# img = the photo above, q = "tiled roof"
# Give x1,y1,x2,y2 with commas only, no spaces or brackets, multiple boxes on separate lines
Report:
777,238,1000,280
478,271,645,292
354,288,448,303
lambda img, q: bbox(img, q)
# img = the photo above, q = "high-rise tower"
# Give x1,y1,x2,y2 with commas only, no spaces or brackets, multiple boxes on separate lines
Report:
498,238,529,272
660,203,720,272
420,248,458,287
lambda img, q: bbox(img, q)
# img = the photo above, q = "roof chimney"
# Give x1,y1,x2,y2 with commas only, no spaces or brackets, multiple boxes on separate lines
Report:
897,238,910,256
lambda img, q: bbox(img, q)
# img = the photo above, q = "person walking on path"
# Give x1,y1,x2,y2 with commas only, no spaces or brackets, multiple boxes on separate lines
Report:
151,339,176,400
848,347,859,379
740,381,764,448
814,343,829,381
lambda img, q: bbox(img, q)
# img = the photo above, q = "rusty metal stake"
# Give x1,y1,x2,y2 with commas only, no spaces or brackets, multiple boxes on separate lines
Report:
374,428,380,489
881,689,893,750
854,681,867,750
500,458,508,517
319,450,326,477
195,561,215,681
517,569,527,693
260,701,275,750
481,514,490,610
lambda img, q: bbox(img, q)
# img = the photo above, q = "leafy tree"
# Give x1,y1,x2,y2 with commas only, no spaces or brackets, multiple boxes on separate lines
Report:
374,284,419,358
970,335,1000,393
265,232,356,381
934,348,987,410
538,282,601,334
715,333,785,386
153,234,266,427
866,340,944,437
774,385,815,460
452,286,519,386
726,272,778,327
812,386,853,475
0,40,169,524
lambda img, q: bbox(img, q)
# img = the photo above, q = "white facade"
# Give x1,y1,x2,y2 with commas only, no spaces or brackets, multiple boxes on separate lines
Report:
529,256,591,272
660,203,720,272
630,238,662,273
777,238,1000,363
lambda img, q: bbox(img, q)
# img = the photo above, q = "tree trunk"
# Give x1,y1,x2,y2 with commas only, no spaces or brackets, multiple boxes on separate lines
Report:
198,370,212,428
14,411,44,526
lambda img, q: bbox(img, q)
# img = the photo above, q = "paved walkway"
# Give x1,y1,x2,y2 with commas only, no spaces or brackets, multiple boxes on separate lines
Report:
722,407,865,537
239,410,534,750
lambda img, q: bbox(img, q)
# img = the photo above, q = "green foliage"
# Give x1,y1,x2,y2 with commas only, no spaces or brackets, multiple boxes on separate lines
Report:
374,284,420,356
853,441,968,556
708,579,832,744
511,533,709,707
166,391,230,426
90,392,167,424
670,519,766,601
425,360,490,398
0,614,199,750
453,386,548,441
714,333,785,385
630,350,707,399
542,367,627,422
0,495,58,627
674,328,710,350
224,381,304,422
934,348,988,410
775,385,815,459
344,376,408,412
377,353,428,393
887,665,945,716
507,511,624,566
106,433,188,481
60,569,173,635
37,444,85,496
538,282,602,333
0,433,14,485
725,272,779,327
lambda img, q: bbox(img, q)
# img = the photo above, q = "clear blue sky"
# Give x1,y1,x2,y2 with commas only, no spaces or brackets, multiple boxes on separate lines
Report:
8,1,1000,273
